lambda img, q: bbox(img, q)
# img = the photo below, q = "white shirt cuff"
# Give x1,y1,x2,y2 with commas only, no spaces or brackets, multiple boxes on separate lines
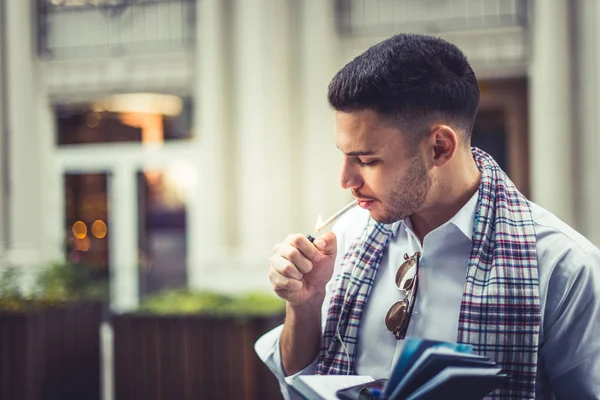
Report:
255,324,319,399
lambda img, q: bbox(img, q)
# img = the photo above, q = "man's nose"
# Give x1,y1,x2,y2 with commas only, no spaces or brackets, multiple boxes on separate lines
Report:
340,161,362,189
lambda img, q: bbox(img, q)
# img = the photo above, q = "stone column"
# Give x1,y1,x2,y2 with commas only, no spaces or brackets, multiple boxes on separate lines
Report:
233,0,298,266
298,0,349,232
0,0,6,256
528,0,575,225
188,0,232,289
4,0,44,266
573,0,600,245
110,166,139,311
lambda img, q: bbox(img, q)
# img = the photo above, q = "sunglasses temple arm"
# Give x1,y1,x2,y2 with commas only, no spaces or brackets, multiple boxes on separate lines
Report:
398,278,419,340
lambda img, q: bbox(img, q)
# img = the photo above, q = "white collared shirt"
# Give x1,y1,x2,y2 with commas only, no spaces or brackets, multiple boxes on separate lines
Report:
255,191,600,399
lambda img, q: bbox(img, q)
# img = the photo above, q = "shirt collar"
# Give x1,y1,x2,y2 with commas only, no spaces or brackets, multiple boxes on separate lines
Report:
391,189,479,240
450,190,479,240
390,220,403,237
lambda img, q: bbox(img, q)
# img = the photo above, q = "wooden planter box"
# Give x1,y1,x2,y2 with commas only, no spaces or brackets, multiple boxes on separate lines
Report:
0,302,103,400
113,313,285,400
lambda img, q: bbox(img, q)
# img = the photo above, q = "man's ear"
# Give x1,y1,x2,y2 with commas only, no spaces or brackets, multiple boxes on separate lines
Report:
427,125,458,167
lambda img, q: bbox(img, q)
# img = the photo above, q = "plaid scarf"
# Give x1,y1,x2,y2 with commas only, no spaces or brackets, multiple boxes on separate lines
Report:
316,148,540,400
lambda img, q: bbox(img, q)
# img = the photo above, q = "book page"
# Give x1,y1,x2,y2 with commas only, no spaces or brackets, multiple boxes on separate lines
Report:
294,375,374,400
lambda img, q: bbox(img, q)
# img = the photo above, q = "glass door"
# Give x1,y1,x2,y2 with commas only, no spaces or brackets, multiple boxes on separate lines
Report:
137,170,188,297
54,93,198,311
65,172,111,272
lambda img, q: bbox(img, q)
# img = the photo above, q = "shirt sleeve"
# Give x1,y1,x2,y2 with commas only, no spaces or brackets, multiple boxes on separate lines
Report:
539,249,600,399
254,325,318,400
254,208,368,398
254,275,340,399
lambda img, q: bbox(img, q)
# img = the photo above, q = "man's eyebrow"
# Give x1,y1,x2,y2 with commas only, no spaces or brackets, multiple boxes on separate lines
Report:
335,145,378,156
345,150,378,156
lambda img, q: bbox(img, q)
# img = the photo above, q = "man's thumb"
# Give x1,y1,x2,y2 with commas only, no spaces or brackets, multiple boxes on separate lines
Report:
313,232,337,256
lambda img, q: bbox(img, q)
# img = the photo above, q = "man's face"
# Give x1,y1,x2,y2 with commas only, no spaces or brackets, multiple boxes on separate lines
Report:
334,110,432,224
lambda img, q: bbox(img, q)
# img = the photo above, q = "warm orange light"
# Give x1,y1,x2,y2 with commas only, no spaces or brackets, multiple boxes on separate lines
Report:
74,237,91,252
144,170,162,186
72,221,87,239
92,220,107,239
118,112,164,144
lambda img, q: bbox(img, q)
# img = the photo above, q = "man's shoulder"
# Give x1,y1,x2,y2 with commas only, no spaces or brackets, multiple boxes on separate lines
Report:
529,201,600,267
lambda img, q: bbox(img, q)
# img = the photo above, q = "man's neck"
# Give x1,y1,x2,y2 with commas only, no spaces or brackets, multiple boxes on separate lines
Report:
410,156,481,243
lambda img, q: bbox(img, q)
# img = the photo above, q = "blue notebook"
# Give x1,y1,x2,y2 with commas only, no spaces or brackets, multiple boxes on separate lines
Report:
333,337,508,400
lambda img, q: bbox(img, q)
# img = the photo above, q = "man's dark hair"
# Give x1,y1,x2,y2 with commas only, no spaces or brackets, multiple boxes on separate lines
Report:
328,34,480,144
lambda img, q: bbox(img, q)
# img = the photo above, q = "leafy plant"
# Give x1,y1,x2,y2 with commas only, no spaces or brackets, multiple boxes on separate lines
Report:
0,266,22,299
0,261,108,311
138,289,285,316
35,261,108,301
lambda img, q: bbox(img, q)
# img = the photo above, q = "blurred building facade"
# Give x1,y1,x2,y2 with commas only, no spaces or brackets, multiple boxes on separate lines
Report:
0,0,598,311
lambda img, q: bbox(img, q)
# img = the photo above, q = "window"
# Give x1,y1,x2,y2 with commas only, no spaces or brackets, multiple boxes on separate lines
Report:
138,169,189,296
65,172,110,272
336,0,528,36
55,94,193,145
471,109,508,172
38,0,196,58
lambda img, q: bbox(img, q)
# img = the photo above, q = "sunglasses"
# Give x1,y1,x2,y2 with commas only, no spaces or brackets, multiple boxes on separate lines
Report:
384,252,421,340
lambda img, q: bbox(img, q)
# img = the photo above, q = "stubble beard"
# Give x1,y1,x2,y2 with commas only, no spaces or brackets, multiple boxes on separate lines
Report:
374,155,431,224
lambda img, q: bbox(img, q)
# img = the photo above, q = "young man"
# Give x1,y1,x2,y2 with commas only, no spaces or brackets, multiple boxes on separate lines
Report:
256,34,600,399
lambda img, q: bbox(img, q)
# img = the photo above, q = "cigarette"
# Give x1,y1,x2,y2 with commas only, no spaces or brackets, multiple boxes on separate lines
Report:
315,200,358,232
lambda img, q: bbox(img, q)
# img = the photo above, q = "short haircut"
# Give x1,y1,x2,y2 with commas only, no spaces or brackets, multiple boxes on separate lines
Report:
328,33,480,144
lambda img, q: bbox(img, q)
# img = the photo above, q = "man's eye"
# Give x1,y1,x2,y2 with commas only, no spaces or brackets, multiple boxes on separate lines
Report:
358,159,376,167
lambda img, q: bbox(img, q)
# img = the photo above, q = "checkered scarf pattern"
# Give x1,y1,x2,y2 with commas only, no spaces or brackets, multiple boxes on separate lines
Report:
315,218,394,375
316,148,540,400
458,148,540,399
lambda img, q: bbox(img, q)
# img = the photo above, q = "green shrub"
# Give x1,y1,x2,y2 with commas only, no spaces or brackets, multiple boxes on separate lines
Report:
0,262,108,311
138,289,285,316
35,261,108,301
0,267,21,299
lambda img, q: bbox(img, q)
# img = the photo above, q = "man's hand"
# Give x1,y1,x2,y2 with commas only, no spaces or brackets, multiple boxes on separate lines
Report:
269,232,337,305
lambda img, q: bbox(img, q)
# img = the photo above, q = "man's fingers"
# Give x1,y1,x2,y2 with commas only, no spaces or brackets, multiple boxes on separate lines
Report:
268,232,337,302
269,266,303,292
274,288,290,300
269,253,303,279
272,242,314,275
285,234,321,259
313,232,337,256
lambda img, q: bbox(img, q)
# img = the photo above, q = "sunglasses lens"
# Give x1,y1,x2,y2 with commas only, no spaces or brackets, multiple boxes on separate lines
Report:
395,258,417,291
387,253,420,340
385,300,408,333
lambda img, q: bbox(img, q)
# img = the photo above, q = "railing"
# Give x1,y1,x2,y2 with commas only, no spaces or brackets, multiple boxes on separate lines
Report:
113,313,284,400
0,303,103,400
336,0,528,36
38,0,197,59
